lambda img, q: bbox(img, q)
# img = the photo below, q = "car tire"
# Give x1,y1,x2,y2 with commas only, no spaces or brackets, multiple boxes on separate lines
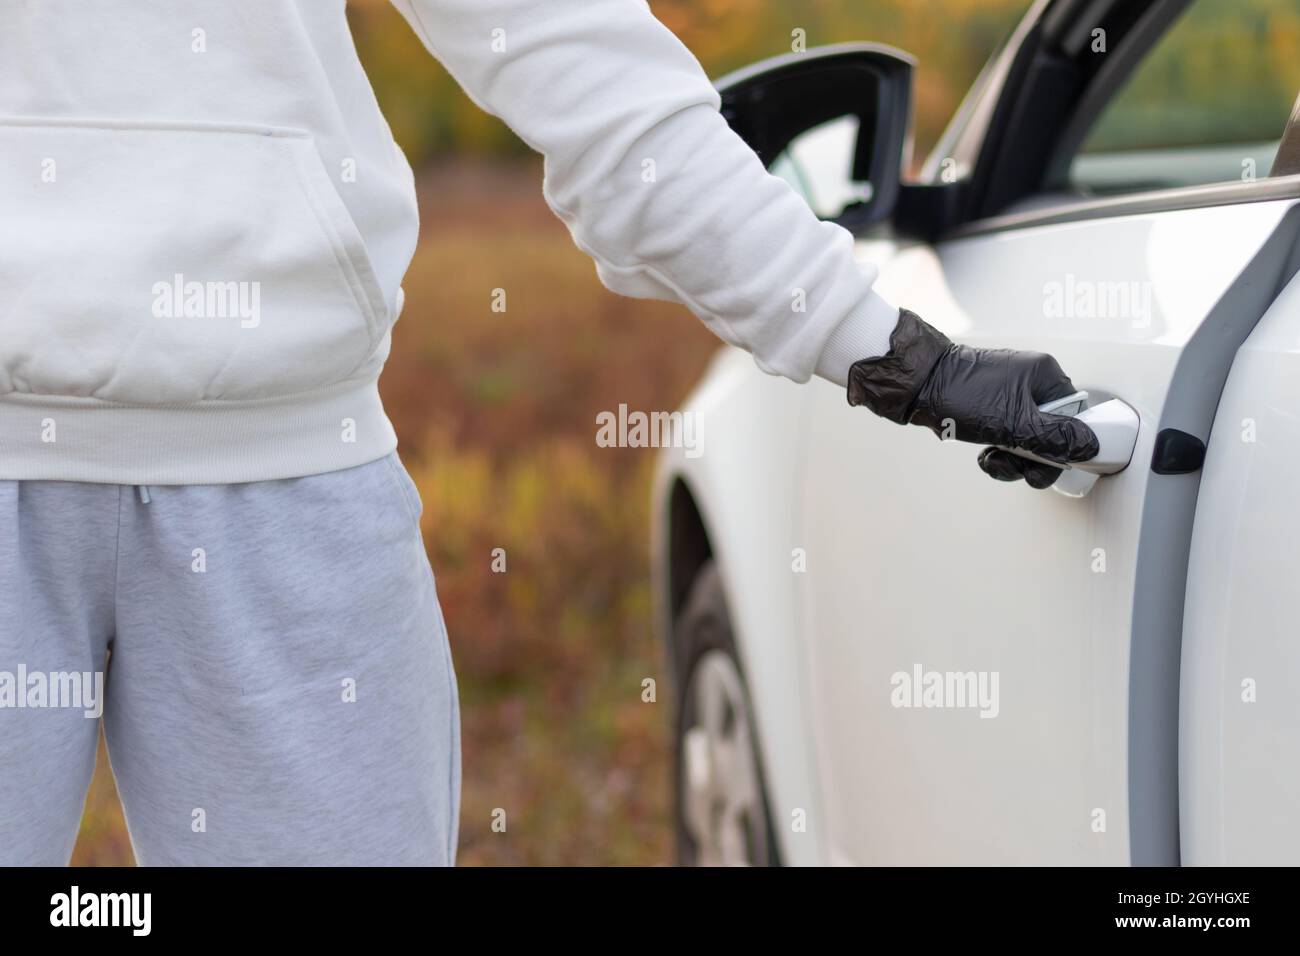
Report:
673,561,781,866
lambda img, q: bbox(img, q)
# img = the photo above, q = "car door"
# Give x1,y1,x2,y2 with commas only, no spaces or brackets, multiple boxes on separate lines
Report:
796,0,1300,865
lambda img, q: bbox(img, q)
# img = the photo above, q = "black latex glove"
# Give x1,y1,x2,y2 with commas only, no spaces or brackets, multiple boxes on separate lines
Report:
845,309,1099,488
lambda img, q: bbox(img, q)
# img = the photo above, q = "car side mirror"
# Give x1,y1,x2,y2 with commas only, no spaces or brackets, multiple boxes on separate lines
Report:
715,43,914,229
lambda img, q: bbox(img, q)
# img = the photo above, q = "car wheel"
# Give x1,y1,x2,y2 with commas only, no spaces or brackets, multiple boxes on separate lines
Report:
674,561,780,866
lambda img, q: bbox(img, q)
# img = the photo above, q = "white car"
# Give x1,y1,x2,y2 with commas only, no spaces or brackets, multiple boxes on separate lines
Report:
653,0,1300,866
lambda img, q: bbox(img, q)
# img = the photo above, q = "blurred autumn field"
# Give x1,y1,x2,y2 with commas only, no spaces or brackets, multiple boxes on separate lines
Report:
71,0,1028,866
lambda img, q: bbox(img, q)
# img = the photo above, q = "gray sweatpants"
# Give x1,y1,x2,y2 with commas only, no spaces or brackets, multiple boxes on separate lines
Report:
0,453,460,866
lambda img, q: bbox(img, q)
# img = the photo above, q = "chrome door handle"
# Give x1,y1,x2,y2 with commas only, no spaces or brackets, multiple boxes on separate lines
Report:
998,393,1140,497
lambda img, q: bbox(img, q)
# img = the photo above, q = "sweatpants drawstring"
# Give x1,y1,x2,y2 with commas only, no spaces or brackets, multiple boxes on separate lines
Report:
136,485,151,505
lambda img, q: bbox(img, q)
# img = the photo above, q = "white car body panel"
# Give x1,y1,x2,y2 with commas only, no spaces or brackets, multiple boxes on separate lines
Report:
656,199,1300,865
799,200,1295,866
1181,266,1300,865
652,349,823,865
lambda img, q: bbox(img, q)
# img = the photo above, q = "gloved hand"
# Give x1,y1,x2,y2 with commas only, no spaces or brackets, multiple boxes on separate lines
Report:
845,309,1099,489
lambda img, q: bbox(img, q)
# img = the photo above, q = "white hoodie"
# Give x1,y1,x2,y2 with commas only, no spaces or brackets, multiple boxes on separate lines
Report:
0,0,900,483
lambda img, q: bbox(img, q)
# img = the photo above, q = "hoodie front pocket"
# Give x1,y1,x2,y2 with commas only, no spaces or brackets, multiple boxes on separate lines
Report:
0,120,389,404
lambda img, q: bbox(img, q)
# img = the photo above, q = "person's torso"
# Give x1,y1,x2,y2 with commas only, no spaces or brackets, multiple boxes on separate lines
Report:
0,0,418,410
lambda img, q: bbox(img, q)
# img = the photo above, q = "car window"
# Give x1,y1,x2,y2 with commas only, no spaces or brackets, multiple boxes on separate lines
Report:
1068,0,1300,195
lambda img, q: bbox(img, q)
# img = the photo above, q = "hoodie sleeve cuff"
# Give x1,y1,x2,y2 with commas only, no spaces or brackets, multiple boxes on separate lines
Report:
813,292,901,388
